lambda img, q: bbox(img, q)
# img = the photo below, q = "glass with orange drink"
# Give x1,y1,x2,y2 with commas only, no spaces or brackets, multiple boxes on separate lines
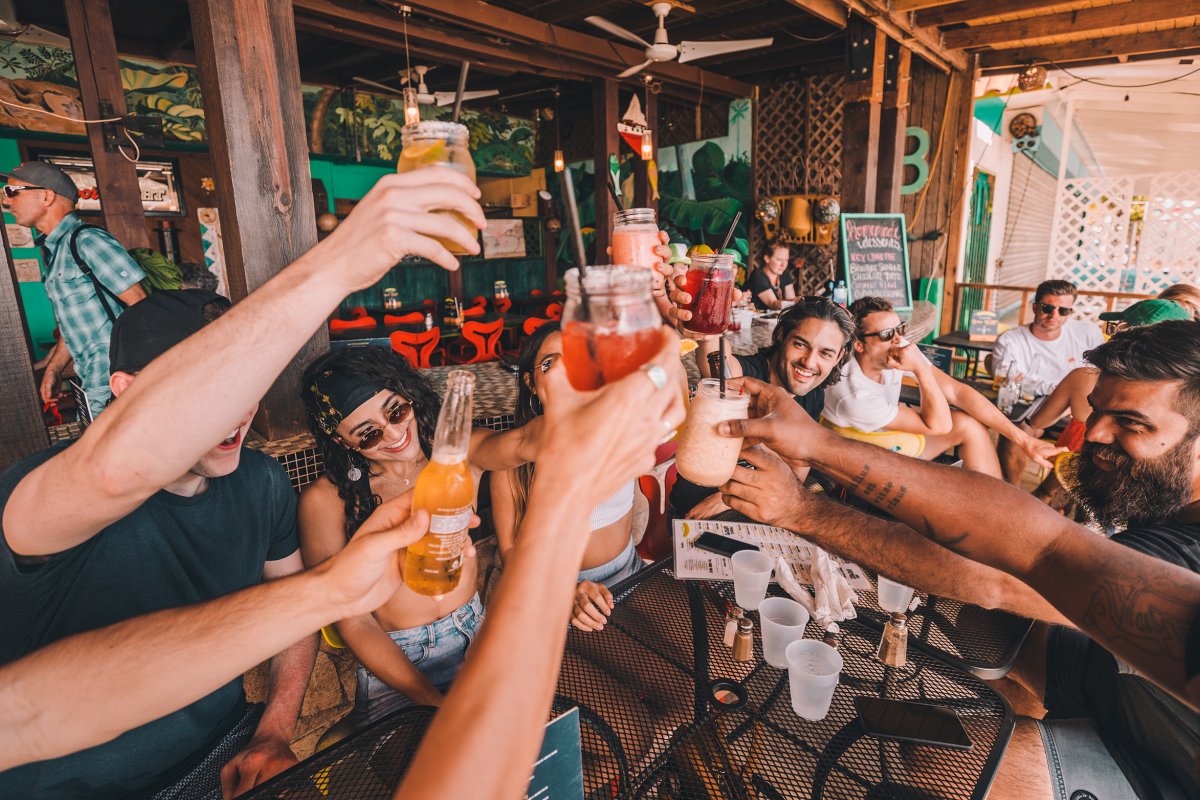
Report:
397,121,478,256
610,208,661,270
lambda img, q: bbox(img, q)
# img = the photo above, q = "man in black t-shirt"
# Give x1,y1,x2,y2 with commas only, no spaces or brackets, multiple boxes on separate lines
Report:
668,297,855,517
720,320,1200,800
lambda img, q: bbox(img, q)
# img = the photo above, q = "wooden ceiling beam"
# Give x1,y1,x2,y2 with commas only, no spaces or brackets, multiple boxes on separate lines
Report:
979,25,1200,69
918,0,1092,28
370,0,755,97
890,0,961,10
943,0,1200,50
843,0,968,72
784,0,848,29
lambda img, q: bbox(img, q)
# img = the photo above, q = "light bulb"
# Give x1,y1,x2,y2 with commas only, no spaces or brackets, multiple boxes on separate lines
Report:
640,129,653,160
553,149,565,173
404,87,420,126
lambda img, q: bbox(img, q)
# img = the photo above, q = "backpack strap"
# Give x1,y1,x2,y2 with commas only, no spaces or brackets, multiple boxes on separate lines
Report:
68,224,125,324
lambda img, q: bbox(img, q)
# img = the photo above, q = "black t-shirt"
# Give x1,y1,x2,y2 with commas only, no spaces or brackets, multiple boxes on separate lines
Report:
1046,521,1200,799
671,349,825,515
0,443,298,800
746,268,797,310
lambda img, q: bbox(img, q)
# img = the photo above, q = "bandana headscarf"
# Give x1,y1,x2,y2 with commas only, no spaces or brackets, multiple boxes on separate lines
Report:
306,368,385,436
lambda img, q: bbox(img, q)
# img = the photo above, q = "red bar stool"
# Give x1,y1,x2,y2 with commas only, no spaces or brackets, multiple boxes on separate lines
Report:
330,316,377,334
447,318,504,364
390,328,443,368
384,311,425,326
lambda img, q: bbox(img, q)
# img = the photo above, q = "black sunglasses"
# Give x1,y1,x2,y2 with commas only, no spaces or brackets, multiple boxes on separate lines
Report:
350,400,414,450
3,185,45,198
1034,302,1073,316
860,321,908,342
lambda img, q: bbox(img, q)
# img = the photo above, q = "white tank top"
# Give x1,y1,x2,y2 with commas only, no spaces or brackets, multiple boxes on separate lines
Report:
589,480,636,530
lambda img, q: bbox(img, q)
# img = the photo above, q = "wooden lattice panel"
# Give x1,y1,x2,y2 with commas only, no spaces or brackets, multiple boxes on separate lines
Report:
1136,170,1200,295
1047,175,1133,318
753,72,844,294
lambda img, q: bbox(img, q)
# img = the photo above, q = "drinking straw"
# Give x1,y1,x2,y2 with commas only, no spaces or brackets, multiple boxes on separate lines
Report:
606,170,624,212
557,167,598,362
451,61,470,124
718,337,727,399
720,210,743,253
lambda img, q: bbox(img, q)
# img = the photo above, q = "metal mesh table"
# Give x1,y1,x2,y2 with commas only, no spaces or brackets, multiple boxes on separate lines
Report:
241,562,1013,800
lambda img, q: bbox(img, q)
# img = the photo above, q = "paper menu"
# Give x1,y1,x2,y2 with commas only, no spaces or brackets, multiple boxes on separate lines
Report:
672,518,870,591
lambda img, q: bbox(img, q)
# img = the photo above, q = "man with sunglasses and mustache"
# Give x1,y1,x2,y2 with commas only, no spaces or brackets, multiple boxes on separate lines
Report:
718,320,1200,800
1,161,147,418
993,280,1104,482
824,297,1058,477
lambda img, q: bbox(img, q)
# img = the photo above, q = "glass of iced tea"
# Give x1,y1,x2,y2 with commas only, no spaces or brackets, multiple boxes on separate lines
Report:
561,265,662,390
611,208,660,270
682,253,735,337
397,121,477,255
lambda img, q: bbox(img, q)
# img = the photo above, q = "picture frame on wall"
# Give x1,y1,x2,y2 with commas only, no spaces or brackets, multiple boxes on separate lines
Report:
28,150,185,217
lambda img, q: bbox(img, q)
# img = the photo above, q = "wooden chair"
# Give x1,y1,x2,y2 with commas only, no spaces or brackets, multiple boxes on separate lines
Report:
384,311,424,326
330,316,377,334
544,302,563,321
390,328,443,368
447,318,504,364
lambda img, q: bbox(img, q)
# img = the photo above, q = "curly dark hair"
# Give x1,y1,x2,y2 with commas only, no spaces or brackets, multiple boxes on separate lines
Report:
767,296,855,387
848,296,895,337
301,347,442,536
508,322,561,532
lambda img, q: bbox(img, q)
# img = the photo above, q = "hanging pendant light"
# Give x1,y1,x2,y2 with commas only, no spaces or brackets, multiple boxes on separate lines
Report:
403,87,421,126
553,149,565,173
640,129,653,160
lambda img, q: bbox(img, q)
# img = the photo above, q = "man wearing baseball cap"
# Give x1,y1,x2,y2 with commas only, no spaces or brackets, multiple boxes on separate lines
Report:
1,159,147,417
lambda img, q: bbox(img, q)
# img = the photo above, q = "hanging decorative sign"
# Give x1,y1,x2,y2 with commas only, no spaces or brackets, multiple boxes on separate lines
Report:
618,94,651,154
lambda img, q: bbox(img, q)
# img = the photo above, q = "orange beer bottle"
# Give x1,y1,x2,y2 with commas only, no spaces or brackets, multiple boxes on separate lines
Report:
404,370,475,596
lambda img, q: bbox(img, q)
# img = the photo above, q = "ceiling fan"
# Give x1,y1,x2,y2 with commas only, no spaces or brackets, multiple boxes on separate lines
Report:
351,66,500,107
586,2,773,79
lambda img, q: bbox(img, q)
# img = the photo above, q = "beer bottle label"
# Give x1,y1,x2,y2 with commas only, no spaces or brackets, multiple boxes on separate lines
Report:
429,505,472,534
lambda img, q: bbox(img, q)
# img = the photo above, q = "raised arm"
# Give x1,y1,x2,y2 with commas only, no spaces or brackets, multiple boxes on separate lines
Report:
397,329,686,800
934,369,1064,469
4,170,484,556
721,378,1200,709
0,500,430,771
885,345,951,436
469,416,543,472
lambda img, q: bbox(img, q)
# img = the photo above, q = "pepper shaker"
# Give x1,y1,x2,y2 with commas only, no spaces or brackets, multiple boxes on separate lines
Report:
732,617,754,662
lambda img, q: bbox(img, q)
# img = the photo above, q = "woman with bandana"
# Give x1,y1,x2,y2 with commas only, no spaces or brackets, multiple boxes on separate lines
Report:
298,347,541,724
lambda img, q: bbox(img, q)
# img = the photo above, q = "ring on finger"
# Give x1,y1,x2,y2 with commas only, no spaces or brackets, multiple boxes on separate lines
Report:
640,363,669,390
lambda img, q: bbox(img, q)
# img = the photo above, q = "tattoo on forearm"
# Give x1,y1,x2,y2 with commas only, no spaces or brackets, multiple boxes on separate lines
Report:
1081,580,1187,660
917,515,970,548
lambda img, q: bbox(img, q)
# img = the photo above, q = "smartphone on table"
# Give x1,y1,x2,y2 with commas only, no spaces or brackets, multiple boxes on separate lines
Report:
693,531,759,559
855,696,973,750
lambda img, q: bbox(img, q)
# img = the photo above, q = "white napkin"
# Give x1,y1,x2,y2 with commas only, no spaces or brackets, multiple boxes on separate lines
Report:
774,551,858,633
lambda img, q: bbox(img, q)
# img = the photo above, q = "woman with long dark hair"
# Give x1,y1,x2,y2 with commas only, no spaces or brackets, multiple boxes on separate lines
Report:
490,323,644,633
298,346,540,725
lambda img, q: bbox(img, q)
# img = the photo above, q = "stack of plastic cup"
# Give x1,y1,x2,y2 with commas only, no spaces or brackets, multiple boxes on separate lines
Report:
876,575,916,614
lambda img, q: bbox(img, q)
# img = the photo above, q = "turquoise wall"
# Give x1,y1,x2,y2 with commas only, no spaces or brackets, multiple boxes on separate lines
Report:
1,137,57,358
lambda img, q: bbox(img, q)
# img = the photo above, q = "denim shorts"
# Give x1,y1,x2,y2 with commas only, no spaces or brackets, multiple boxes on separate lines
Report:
353,593,483,726
577,539,643,589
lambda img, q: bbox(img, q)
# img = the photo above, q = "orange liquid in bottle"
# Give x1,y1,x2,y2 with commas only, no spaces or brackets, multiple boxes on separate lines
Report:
404,454,475,596
562,322,663,390
611,227,662,269
397,132,478,256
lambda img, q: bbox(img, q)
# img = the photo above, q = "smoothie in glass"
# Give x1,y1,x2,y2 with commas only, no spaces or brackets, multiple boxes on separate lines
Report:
675,378,750,486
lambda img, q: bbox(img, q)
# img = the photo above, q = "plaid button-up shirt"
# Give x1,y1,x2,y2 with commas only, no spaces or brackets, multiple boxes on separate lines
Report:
38,213,145,416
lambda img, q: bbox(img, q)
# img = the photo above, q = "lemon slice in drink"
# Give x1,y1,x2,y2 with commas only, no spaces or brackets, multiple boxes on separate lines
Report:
397,139,448,171
678,339,699,356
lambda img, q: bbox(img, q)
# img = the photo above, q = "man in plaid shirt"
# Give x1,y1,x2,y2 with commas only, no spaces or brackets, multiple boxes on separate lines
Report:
2,161,146,418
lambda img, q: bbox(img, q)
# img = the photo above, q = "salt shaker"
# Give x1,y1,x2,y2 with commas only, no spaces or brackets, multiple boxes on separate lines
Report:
723,606,744,647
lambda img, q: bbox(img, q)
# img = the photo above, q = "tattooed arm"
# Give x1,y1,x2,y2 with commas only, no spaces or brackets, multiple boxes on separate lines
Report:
720,377,1200,709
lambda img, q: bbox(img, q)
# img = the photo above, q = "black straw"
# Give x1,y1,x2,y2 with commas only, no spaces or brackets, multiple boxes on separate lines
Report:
606,169,624,212
451,61,470,124
718,338,727,399
720,210,742,253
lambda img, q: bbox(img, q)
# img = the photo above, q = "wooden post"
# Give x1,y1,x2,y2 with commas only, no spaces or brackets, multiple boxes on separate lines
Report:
538,190,558,291
189,0,324,440
64,0,151,249
938,59,981,336
841,15,886,214
592,78,620,261
875,40,911,214
0,221,47,468
633,90,658,212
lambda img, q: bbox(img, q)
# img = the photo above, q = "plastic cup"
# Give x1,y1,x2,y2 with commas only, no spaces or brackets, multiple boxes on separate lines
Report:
786,639,843,721
731,550,774,610
876,575,915,614
758,597,811,668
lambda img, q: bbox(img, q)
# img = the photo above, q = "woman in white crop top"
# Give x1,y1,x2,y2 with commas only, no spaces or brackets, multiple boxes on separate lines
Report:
492,323,644,632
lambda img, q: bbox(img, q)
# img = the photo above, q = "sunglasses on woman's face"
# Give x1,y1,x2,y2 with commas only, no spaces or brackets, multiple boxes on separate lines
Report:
353,400,414,450
860,321,907,342
1035,302,1073,316
2,184,44,199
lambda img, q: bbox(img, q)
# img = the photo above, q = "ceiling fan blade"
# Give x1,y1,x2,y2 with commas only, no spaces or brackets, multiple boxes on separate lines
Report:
617,60,653,79
676,37,773,63
435,89,500,107
585,16,652,49
351,76,405,96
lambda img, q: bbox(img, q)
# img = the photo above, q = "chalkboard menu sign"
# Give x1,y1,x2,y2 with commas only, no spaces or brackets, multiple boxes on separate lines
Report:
840,213,912,311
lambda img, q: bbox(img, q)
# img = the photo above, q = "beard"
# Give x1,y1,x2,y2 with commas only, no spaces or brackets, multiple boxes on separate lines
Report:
1067,435,1196,528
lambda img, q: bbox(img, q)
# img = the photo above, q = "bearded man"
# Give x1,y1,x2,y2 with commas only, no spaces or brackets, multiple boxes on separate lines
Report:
717,320,1200,800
